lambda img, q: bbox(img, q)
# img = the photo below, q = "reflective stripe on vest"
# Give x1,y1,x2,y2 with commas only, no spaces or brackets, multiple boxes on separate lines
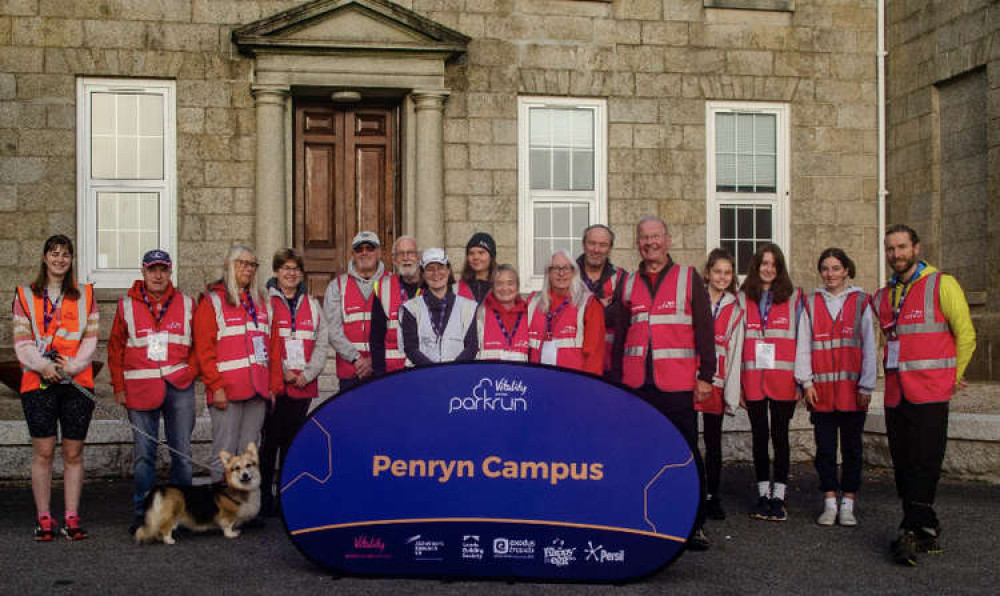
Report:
208,291,269,400
620,265,697,391
739,288,801,401
120,292,195,409
475,302,530,362
335,273,379,378
268,293,320,398
17,284,95,392
806,290,867,412
874,272,957,406
526,292,588,370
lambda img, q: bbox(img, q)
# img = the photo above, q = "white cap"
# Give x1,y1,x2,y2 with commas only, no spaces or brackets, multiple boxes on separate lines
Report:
420,247,449,267
351,231,381,249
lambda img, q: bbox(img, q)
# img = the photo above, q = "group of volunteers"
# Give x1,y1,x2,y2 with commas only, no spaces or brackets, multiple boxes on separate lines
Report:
12,220,975,568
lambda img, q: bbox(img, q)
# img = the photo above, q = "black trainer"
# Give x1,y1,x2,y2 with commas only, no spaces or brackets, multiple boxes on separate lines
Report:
750,496,770,520
917,527,942,554
704,496,726,520
768,498,788,522
892,530,919,566
687,527,710,551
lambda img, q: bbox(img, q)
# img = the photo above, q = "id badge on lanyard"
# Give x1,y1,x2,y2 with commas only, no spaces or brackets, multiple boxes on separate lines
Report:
755,341,776,369
147,331,169,362
885,340,900,371
285,338,305,369
252,335,268,365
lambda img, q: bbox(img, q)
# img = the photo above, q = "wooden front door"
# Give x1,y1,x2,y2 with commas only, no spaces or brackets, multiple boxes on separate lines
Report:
294,101,399,296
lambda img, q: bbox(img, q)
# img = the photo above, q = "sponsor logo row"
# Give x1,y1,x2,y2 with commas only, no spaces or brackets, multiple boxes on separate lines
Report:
347,534,625,566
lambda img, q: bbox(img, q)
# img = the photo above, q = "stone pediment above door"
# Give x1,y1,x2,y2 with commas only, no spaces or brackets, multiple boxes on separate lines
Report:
232,0,469,57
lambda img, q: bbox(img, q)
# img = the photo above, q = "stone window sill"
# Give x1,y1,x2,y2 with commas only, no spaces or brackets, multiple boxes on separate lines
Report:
704,0,794,11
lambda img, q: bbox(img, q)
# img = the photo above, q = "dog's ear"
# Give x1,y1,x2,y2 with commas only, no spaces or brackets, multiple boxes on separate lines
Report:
219,450,232,467
246,442,258,458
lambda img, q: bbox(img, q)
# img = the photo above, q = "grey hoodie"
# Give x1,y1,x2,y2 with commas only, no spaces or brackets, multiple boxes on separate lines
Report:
323,259,386,364
794,285,877,394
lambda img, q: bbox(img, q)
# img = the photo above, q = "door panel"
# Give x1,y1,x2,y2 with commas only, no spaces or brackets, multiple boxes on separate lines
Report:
294,102,398,299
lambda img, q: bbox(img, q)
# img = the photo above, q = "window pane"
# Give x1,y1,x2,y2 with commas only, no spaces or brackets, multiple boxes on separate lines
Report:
755,155,776,190
529,109,550,146
737,207,753,238
118,95,138,135
756,207,772,240
551,110,572,147
721,240,736,260
92,136,114,179
715,113,734,153
91,91,165,180
754,114,776,154
533,239,549,276
530,149,549,189
552,204,571,237
139,137,163,179
571,110,593,149
533,204,550,236
552,149,571,189
138,95,163,135
572,149,594,190
92,94,114,135
720,207,735,239
572,204,589,240
715,111,777,193
97,191,159,270
716,154,736,191
737,241,754,275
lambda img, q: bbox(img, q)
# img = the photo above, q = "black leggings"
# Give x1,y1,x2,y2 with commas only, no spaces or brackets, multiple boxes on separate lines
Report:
259,395,311,504
701,412,724,497
746,398,797,484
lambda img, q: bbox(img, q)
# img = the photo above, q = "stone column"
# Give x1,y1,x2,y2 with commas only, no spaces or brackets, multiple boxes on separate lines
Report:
252,85,289,264
412,89,449,248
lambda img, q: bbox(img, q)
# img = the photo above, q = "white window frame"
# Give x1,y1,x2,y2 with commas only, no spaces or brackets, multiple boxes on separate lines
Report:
705,101,790,276
76,77,177,288
518,96,607,292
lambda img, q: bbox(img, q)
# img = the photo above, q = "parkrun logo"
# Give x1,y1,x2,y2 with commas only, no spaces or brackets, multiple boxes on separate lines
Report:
448,377,528,414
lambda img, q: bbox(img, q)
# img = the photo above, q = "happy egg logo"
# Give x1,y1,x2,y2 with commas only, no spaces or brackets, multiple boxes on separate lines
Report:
448,377,528,414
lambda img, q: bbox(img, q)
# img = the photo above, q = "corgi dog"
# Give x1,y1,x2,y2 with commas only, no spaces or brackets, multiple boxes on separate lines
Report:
135,442,261,545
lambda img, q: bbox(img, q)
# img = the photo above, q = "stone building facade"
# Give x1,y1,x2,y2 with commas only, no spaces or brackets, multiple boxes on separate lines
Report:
0,0,909,398
885,0,998,380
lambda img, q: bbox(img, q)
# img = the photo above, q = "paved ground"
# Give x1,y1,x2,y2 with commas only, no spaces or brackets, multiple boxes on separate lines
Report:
1,463,997,595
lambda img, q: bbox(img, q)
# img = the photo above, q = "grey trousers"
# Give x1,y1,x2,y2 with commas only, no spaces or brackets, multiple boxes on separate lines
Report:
208,396,267,482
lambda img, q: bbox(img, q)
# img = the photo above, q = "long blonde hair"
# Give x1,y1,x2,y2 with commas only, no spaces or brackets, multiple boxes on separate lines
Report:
539,249,589,311
222,244,259,306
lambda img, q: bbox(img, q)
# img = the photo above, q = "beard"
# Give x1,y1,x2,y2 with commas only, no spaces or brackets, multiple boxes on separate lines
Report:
891,255,917,275
396,262,419,278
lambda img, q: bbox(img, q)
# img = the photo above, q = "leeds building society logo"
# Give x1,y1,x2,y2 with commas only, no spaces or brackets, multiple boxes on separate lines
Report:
543,538,577,567
448,377,528,414
584,541,625,563
462,535,485,561
405,535,445,561
493,537,536,560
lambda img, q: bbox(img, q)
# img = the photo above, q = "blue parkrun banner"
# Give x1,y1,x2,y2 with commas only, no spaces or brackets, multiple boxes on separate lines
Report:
280,362,701,582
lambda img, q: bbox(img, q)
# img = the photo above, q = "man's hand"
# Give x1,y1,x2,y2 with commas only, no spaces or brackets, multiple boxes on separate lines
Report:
354,356,373,378
803,386,819,407
695,379,713,403
212,388,228,410
40,362,62,383
739,392,747,410
294,373,309,388
955,379,969,394
857,392,871,409
283,370,297,383
114,391,127,406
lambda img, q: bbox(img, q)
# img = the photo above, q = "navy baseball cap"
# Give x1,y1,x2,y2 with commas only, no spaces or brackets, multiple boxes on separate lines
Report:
142,249,172,268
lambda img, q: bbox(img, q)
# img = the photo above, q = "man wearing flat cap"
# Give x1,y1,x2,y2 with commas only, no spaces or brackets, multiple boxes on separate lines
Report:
108,249,199,534
323,231,386,392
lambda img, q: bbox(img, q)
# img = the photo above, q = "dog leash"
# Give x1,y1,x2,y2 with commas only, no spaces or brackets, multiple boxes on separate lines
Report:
54,372,220,473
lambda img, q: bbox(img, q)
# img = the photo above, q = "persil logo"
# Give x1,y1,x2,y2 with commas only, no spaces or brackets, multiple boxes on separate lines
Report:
584,541,625,563
448,377,528,414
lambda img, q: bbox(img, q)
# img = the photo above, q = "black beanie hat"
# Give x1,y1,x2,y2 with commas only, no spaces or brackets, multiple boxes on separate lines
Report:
466,232,496,260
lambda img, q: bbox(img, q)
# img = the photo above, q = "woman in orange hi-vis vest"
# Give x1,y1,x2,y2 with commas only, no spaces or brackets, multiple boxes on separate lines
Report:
12,235,99,541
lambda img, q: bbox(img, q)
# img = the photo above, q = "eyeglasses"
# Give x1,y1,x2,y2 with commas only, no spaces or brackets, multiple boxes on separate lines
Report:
278,265,301,273
235,259,260,269
394,250,419,258
548,265,574,275
354,244,377,253
638,233,665,243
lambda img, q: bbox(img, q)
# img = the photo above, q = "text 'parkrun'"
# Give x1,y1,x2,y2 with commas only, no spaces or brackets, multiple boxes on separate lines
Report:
372,455,605,486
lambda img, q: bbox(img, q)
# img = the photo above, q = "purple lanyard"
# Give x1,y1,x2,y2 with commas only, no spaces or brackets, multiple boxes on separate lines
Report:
546,298,571,336
889,263,925,335
284,294,299,333
759,291,773,330
140,285,173,328
707,289,722,321
42,288,58,334
240,291,258,325
493,309,523,346
429,294,451,338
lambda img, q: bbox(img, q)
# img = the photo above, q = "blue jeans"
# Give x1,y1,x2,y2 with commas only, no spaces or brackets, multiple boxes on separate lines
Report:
128,382,196,516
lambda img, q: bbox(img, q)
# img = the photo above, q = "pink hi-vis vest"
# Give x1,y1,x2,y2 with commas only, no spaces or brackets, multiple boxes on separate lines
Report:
621,265,698,392
806,290,868,412
453,280,476,302
696,295,742,415
476,302,530,362
119,292,195,410
335,273,380,379
375,275,419,372
740,288,803,402
268,293,320,399
527,292,588,371
874,272,957,407
207,289,270,401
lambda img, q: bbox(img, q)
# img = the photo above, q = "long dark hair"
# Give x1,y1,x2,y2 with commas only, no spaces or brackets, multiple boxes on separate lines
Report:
817,248,856,279
460,253,495,286
31,234,79,300
742,243,794,304
703,248,739,295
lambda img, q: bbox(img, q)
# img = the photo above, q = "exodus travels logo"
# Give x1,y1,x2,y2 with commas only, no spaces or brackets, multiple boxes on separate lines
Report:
584,541,625,563
492,537,536,560
461,535,485,561
543,538,576,567
345,535,391,560
405,535,444,561
448,376,529,414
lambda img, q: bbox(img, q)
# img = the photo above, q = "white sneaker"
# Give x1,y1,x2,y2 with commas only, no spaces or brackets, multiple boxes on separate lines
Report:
817,505,837,526
838,506,857,526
